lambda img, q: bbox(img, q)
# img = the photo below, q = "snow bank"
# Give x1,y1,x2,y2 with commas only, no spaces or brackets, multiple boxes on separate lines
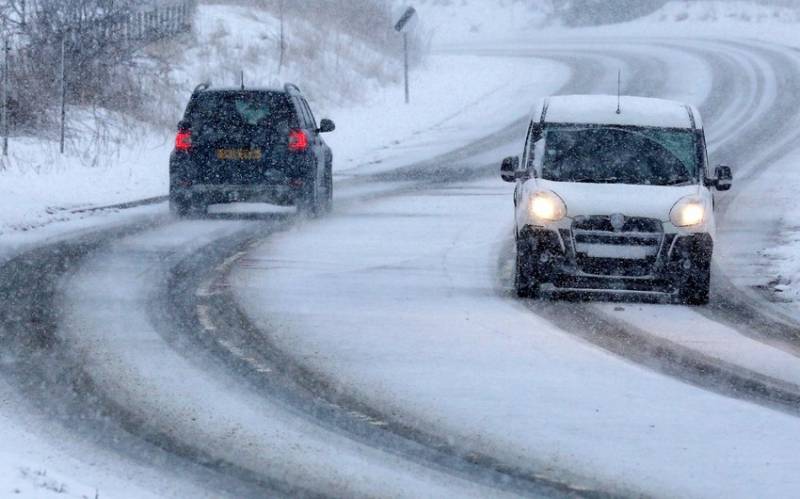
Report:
0,110,169,235
414,0,552,45
558,0,800,47
645,0,800,24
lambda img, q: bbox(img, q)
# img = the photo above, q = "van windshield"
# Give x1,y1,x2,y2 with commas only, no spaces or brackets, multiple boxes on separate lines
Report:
540,126,699,186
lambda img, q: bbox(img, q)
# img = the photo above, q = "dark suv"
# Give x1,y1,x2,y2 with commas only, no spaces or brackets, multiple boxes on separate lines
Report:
169,83,335,216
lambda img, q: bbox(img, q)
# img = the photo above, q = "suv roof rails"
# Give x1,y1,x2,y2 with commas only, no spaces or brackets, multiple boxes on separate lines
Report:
193,81,212,94
685,105,697,130
539,98,550,126
284,83,302,95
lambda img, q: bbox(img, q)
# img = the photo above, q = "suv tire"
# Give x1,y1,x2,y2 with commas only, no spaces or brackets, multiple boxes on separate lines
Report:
515,237,541,299
170,197,191,217
298,179,321,217
170,196,208,218
322,166,333,213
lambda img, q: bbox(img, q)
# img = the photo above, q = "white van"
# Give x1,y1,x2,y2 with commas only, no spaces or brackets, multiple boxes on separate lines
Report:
501,95,732,304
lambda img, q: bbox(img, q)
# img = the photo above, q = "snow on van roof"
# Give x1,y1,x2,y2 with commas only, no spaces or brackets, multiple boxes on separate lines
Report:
539,95,701,129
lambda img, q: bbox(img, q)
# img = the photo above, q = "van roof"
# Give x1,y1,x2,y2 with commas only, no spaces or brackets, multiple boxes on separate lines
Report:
533,95,702,130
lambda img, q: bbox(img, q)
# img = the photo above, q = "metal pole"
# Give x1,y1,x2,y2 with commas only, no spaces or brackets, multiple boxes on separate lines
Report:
278,0,285,72
403,32,409,104
2,39,9,156
60,34,66,155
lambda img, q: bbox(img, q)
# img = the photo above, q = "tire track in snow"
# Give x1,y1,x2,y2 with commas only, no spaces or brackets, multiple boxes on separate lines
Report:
136,45,673,496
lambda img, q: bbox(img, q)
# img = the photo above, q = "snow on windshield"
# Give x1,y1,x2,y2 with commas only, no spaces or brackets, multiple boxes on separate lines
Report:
540,126,699,185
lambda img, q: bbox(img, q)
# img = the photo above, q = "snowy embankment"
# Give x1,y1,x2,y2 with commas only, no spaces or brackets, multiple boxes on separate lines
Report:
0,2,559,236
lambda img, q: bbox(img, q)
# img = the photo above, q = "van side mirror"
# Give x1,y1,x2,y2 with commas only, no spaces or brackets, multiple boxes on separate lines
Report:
500,156,520,183
715,165,732,191
318,118,335,133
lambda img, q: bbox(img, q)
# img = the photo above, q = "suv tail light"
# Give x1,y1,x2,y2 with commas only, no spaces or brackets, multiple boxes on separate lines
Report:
175,129,192,152
288,129,309,152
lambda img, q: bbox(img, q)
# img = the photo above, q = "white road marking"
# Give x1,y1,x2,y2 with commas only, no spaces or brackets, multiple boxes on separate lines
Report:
196,304,216,332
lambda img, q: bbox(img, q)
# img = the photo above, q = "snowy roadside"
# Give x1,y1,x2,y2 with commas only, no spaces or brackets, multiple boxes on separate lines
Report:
0,376,209,499
0,119,170,236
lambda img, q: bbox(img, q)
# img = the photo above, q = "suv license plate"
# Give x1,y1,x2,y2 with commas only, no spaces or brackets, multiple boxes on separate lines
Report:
216,149,263,161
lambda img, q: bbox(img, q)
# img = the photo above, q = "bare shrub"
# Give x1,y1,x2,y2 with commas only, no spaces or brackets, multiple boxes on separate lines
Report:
0,0,196,133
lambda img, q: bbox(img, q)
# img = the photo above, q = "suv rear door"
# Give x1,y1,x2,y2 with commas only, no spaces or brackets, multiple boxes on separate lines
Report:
186,90,297,185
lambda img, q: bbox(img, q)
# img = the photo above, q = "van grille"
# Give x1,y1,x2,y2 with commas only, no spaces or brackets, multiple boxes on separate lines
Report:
571,216,664,277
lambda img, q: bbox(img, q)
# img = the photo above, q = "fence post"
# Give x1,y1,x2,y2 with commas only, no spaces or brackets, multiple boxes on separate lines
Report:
2,38,9,156
59,33,67,155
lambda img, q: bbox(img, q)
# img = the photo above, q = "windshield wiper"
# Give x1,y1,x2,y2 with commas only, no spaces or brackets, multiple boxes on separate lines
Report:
661,177,693,186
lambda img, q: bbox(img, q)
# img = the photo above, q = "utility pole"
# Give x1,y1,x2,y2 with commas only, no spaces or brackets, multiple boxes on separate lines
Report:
394,7,416,105
2,38,10,156
60,32,67,155
278,0,285,72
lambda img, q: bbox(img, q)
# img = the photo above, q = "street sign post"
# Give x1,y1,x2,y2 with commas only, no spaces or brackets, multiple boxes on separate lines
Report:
394,7,417,104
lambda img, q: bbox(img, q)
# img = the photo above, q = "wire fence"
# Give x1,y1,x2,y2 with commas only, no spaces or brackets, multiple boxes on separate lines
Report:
0,0,199,156
126,0,197,42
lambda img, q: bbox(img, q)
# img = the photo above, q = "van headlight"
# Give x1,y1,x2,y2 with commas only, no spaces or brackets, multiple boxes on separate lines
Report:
670,196,706,227
529,191,567,223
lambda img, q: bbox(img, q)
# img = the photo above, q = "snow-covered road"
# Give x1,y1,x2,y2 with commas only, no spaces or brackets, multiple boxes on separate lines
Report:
4,36,800,498
231,38,800,497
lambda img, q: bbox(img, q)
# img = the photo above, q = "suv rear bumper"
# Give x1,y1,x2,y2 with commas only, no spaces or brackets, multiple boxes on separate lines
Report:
519,225,713,295
170,151,316,206
171,183,305,206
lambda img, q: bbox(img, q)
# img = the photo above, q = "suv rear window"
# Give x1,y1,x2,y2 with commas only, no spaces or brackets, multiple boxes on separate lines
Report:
186,91,296,136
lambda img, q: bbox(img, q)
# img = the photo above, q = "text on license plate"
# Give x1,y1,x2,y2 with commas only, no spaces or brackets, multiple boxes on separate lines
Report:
216,149,263,161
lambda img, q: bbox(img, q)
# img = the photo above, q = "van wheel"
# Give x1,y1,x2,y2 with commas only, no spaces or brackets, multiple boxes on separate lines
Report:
515,237,541,299
680,259,710,306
